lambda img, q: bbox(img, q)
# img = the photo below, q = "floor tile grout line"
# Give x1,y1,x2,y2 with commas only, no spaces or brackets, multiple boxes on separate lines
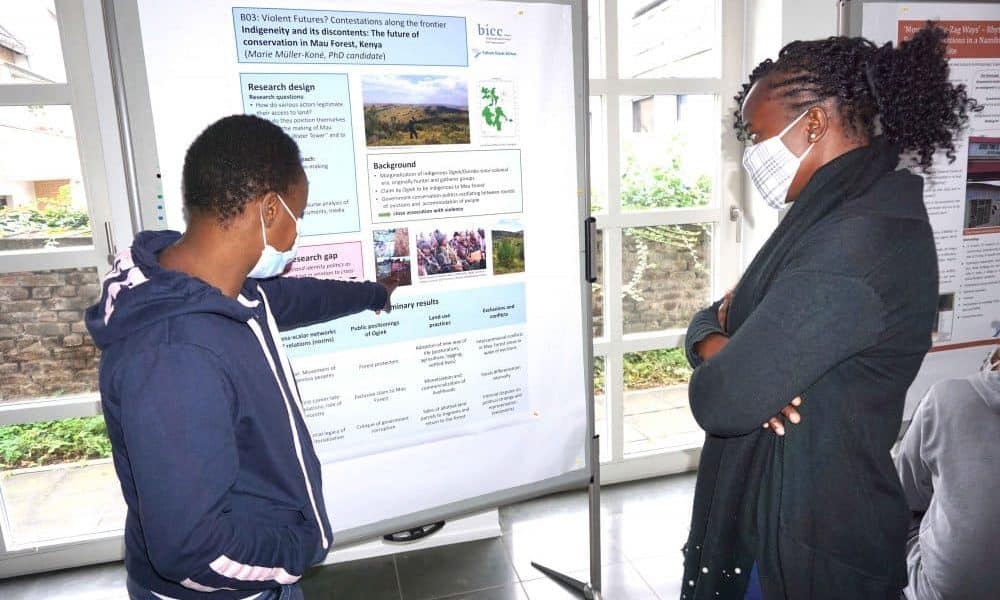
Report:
424,582,524,600
627,555,666,600
396,538,520,600
498,531,527,583
392,555,405,600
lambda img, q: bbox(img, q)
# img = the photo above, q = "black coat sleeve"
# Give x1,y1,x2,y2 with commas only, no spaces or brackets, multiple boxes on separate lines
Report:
688,270,884,437
685,298,725,369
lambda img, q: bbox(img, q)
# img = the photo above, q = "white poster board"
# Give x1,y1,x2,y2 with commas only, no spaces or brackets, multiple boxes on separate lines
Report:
115,0,592,543
862,1,1000,417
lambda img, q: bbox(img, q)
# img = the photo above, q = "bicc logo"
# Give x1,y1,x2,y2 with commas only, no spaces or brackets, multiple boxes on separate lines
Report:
478,24,506,37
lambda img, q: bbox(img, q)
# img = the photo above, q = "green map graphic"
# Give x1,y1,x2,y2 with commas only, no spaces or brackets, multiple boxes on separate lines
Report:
481,86,513,133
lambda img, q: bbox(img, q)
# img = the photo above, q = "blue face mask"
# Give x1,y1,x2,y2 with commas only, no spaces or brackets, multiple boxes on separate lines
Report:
248,194,301,279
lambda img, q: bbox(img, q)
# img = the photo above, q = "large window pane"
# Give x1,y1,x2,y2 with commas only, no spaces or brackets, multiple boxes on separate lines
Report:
623,347,702,457
0,417,124,548
619,95,717,212
0,3,67,85
0,106,92,251
0,268,100,402
622,224,712,335
618,0,719,79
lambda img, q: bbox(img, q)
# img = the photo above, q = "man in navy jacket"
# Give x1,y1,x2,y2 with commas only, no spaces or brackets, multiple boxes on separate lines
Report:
86,115,395,599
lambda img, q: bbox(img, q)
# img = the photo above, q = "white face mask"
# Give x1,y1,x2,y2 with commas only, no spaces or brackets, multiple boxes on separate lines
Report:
247,194,301,279
743,110,815,210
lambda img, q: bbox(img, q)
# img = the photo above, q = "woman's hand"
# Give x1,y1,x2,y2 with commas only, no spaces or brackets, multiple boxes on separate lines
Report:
694,291,735,361
713,288,804,436
717,290,734,333
695,333,729,361
763,396,802,436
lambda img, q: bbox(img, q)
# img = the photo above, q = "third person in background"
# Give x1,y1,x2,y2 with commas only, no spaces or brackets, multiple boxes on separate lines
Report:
895,348,1000,600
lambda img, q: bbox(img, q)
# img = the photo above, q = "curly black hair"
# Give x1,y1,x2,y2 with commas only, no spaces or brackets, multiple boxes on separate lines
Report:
734,22,980,169
182,115,303,223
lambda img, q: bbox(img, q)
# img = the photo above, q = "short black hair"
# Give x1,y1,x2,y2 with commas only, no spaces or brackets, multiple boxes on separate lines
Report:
735,22,980,170
182,115,302,223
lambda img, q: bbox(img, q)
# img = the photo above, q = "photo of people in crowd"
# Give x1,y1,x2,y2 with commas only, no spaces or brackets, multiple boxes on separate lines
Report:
373,228,412,286
416,227,488,279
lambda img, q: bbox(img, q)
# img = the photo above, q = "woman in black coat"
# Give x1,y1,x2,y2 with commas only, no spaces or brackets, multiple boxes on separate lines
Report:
681,24,979,600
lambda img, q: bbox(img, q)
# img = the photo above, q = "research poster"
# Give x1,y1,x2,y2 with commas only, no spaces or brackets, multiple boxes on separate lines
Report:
864,3,1000,416
132,0,587,534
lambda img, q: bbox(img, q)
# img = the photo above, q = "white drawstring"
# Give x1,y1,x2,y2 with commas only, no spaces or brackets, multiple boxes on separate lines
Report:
258,288,307,416
242,292,329,551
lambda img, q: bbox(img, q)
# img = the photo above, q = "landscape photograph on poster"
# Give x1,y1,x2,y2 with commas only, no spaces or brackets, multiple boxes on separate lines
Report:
491,219,525,275
362,74,471,147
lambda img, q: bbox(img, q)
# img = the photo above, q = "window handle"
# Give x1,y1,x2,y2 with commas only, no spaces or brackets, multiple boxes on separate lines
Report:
104,221,118,266
729,206,743,244
585,217,598,283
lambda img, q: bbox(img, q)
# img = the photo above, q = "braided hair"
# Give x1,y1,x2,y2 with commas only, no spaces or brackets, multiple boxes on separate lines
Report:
734,22,979,169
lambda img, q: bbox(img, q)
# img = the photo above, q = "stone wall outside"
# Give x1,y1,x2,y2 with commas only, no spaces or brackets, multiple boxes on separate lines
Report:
0,268,101,402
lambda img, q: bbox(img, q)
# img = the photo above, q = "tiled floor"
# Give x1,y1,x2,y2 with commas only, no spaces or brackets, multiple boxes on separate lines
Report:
0,472,696,599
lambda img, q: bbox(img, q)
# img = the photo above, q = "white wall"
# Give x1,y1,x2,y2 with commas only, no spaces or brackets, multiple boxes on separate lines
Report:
739,0,839,267
782,0,839,45
0,180,36,208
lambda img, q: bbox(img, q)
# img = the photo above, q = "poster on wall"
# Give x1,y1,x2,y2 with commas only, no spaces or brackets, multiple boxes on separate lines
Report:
864,2,1000,416
131,0,587,536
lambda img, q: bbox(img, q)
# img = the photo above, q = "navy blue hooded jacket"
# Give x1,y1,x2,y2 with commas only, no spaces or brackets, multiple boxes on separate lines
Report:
86,230,387,599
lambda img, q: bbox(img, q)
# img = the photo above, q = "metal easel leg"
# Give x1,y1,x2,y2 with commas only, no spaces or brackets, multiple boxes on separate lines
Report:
530,434,603,598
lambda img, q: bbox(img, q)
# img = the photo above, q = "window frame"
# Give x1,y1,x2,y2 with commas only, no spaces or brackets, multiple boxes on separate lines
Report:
591,0,745,484
0,0,121,575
